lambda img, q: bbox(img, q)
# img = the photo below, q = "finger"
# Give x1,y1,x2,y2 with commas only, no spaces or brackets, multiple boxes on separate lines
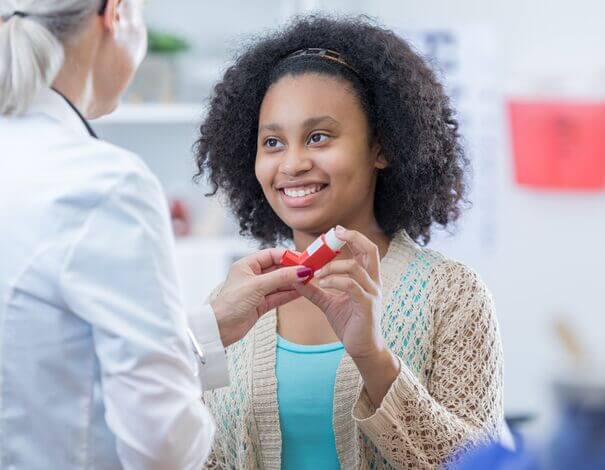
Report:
267,284,298,293
263,290,301,313
314,259,376,294
317,275,367,303
293,281,333,312
240,248,287,274
262,281,300,295
260,265,280,275
255,265,313,295
334,226,380,281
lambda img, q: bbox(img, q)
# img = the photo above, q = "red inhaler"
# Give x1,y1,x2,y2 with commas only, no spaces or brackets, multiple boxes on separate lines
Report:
280,228,346,282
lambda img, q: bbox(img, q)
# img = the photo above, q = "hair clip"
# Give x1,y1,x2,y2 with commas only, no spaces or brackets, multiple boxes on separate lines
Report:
1,11,28,21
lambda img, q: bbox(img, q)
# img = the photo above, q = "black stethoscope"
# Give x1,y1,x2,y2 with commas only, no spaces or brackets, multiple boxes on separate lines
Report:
52,88,99,139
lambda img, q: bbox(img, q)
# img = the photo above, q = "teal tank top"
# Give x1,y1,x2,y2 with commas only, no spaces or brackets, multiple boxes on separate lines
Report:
276,335,345,470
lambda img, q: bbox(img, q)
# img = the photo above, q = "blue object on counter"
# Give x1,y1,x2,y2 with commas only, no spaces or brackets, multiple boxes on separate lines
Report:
546,381,605,470
450,380,605,470
448,432,540,470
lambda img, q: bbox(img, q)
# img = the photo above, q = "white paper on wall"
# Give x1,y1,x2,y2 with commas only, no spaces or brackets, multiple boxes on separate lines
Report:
397,27,504,267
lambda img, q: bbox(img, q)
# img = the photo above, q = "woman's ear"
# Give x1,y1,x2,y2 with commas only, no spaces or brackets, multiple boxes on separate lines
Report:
372,143,388,170
102,0,123,33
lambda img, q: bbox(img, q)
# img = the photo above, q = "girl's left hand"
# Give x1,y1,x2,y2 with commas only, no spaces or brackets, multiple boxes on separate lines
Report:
294,226,385,360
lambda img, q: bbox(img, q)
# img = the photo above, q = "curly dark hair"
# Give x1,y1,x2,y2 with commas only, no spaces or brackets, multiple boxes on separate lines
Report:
194,15,468,246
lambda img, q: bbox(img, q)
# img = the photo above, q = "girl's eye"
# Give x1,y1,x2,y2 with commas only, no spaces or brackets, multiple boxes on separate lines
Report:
308,133,329,145
264,138,284,150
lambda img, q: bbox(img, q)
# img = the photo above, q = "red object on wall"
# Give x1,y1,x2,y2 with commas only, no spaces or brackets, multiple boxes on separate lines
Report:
507,100,605,189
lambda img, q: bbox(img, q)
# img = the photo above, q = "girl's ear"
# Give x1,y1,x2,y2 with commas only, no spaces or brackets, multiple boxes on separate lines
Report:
372,142,388,170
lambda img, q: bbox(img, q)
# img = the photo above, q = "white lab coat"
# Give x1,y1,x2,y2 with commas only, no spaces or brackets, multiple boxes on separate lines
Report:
0,88,228,469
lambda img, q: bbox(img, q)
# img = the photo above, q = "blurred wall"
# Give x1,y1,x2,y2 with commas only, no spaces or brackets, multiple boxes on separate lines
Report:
140,0,605,426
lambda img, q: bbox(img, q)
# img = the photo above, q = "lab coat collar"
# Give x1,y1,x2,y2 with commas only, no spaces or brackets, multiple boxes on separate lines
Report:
28,87,97,138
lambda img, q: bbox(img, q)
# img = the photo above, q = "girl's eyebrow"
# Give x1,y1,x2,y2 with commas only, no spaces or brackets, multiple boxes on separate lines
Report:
259,116,341,133
259,123,282,132
302,115,340,130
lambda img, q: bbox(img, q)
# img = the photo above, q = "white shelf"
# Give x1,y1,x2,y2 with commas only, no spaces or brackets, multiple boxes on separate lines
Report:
96,103,205,125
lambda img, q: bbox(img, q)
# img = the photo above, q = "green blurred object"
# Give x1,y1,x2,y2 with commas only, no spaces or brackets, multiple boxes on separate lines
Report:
125,30,191,102
147,30,190,55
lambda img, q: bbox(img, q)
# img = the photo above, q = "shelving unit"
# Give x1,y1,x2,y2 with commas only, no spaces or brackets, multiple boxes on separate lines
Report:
97,103,205,125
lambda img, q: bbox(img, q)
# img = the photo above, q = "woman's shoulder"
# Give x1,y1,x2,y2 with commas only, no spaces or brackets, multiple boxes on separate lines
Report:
2,109,156,203
75,139,157,193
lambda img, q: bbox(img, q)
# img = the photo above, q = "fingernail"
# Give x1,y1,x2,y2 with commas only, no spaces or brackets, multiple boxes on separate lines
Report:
297,267,313,279
335,225,346,235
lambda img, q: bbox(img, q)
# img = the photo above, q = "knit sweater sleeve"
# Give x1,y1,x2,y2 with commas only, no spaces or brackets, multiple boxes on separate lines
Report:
352,260,505,469
202,449,224,469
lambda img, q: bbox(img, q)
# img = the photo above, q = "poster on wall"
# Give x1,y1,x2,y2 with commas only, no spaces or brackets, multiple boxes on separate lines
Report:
398,27,502,265
508,100,605,190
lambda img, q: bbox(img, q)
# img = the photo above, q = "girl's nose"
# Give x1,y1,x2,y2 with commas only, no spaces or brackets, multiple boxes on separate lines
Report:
279,148,313,177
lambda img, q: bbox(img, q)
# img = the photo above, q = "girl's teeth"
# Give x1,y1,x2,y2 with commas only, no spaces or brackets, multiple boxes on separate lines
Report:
284,185,322,198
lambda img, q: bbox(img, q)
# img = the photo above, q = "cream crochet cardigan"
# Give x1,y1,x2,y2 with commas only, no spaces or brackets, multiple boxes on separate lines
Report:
203,232,506,469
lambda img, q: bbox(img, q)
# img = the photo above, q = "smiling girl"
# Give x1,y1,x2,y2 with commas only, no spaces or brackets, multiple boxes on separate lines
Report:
195,16,508,470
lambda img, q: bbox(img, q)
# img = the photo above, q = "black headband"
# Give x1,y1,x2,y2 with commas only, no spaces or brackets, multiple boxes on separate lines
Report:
281,48,360,77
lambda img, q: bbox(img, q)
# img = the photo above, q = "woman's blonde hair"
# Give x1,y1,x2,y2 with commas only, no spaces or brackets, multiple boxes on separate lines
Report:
0,0,100,116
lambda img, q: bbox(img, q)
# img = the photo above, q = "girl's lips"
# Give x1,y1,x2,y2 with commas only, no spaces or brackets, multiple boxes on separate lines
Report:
278,185,328,208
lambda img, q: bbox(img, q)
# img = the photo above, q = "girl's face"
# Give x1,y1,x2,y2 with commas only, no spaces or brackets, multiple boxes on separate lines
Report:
255,73,386,237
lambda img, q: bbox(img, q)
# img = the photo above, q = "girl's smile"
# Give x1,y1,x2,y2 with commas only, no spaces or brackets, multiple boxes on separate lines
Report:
276,181,329,208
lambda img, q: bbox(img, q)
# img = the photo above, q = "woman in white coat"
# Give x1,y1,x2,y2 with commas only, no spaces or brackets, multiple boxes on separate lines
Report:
0,1,312,468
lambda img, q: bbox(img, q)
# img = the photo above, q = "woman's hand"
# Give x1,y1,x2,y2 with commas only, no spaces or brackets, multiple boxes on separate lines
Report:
211,248,312,347
295,227,400,407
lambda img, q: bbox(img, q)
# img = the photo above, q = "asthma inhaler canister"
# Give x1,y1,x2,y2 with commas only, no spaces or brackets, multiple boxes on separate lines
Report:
280,228,346,281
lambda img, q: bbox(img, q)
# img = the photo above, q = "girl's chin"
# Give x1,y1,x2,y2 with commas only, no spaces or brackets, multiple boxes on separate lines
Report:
280,215,338,236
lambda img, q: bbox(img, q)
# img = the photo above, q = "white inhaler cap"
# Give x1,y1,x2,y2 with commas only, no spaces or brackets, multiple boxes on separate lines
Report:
325,228,346,251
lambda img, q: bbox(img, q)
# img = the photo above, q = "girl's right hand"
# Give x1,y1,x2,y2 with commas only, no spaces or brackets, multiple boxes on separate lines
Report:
295,227,400,407
294,227,386,360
